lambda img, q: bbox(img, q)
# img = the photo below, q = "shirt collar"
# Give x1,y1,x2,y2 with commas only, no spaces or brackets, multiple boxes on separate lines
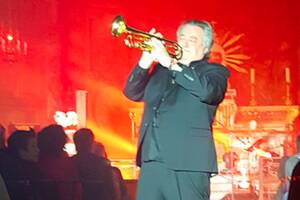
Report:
178,59,208,68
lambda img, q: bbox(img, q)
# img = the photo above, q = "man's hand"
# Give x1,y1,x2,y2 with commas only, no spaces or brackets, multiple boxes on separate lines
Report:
138,28,172,69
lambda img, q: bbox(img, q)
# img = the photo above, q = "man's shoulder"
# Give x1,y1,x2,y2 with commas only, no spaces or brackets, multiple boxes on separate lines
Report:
197,61,230,76
72,153,111,167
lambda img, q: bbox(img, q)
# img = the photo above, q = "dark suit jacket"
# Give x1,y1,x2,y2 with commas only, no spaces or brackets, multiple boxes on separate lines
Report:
124,59,230,173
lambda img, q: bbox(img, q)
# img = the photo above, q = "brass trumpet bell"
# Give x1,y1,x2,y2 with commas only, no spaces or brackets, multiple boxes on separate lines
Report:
111,16,182,60
111,16,127,37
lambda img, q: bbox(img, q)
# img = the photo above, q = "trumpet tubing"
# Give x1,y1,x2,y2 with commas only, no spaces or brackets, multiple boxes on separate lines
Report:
111,16,182,60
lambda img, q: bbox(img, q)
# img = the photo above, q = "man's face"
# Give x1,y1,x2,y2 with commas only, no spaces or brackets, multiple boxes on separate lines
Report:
177,24,208,65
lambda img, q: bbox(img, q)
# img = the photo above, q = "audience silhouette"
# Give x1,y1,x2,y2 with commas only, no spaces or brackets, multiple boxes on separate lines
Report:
37,124,82,200
0,123,132,200
0,130,41,200
72,128,115,200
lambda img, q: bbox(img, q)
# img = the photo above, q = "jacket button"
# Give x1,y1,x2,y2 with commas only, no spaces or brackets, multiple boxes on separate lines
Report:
144,123,148,127
161,98,165,102
152,122,158,127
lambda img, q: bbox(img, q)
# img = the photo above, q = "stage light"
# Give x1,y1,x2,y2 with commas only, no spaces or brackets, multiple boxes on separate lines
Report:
249,120,257,130
87,120,136,155
64,142,76,156
6,34,13,41
54,111,78,128
0,31,28,62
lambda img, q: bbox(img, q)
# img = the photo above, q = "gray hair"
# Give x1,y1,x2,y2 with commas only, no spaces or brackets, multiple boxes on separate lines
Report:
177,20,214,57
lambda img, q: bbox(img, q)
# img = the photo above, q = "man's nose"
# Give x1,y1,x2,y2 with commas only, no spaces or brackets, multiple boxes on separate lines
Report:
179,39,188,48
181,40,189,48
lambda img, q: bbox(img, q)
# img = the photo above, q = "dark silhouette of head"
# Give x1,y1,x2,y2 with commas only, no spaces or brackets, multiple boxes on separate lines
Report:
0,124,6,149
296,134,300,152
38,124,67,157
7,130,39,162
73,128,94,153
92,141,108,159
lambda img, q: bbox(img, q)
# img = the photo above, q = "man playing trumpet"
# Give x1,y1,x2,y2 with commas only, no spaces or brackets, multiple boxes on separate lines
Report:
123,19,230,200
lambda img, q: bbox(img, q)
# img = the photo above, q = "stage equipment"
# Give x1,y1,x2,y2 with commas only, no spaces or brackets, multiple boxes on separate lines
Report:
214,88,237,130
258,156,281,200
0,1,28,62
0,32,27,62
285,67,292,105
125,86,299,199
111,159,139,180
249,68,256,105
234,105,299,132
111,16,183,60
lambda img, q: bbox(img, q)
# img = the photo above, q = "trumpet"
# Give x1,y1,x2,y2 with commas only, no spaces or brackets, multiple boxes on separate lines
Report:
111,16,182,60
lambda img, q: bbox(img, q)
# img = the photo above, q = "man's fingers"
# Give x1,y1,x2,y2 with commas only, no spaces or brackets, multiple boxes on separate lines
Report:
152,38,165,50
155,32,163,38
149,28,156,34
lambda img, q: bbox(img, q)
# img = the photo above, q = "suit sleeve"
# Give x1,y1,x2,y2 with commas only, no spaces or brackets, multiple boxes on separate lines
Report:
123,64,150,102
173,65,230,105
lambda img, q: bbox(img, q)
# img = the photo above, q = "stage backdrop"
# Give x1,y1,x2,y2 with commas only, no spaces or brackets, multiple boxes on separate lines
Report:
0,0,299,158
